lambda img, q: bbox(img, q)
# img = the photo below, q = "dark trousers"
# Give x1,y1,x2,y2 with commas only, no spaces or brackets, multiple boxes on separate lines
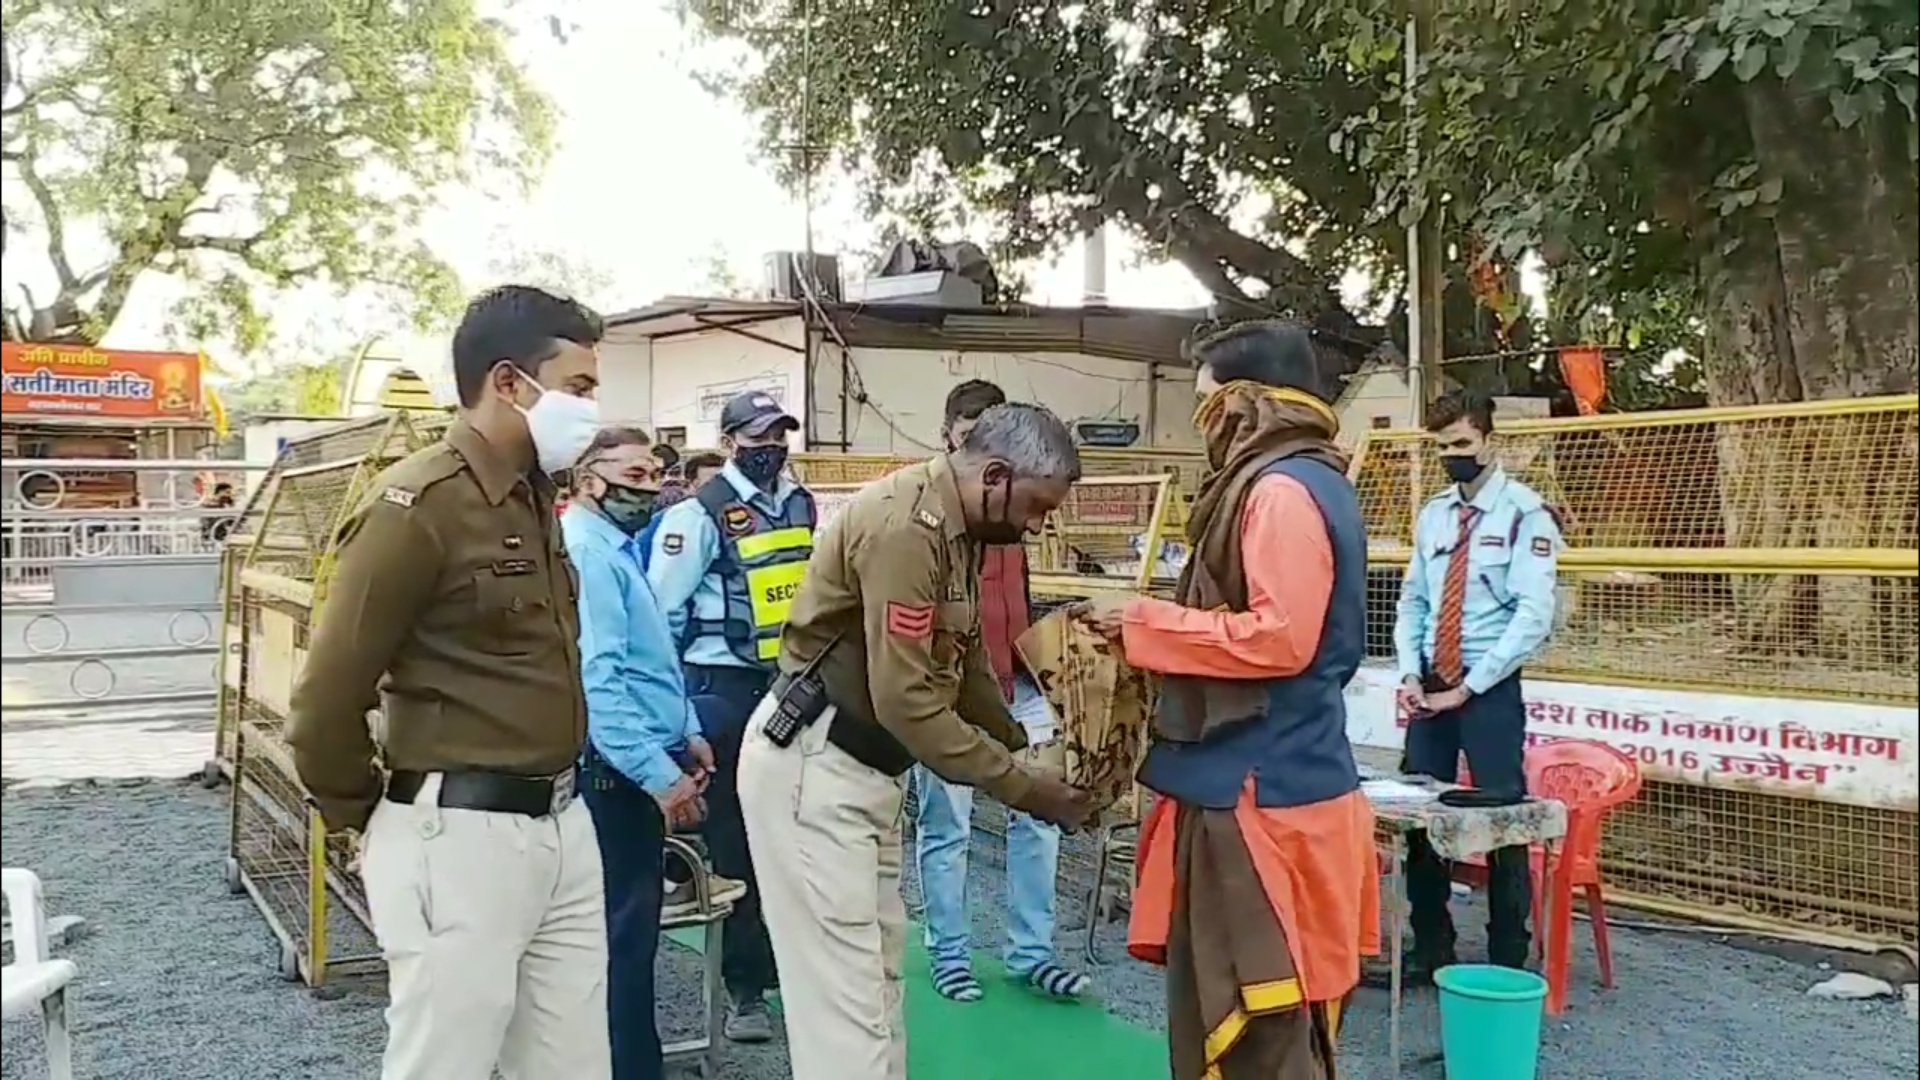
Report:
1401,671,1533,969
585,777,667,1080
684,662,778,1004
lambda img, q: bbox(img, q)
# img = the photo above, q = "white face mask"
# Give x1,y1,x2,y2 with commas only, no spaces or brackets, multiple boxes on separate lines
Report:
516,372,601,474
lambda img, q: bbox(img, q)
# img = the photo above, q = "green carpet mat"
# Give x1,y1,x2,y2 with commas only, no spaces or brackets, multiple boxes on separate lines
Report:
665,926,1168,1080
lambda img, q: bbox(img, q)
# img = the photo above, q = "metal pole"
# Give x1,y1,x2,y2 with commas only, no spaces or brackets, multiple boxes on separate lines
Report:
1402,4,1444,425
1403,11,1424,425
799,0,815,269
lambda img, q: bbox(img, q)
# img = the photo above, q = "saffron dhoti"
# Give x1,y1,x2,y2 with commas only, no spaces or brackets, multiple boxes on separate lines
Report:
1129,784,1379,1079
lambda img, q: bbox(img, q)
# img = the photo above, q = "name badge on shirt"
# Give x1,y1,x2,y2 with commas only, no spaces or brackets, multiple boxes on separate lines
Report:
492,559,537,576
1479,535,1506,548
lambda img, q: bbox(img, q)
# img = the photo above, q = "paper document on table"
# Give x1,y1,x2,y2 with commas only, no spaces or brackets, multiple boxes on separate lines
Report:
1362,779,1439,804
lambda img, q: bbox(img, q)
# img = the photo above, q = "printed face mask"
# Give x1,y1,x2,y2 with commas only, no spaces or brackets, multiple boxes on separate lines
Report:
516,371,601,474
597,481,658,534
733,444,789,488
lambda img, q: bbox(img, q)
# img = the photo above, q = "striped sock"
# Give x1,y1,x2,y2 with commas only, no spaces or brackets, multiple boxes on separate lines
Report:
931,964,984,1003
1021,961,1090,999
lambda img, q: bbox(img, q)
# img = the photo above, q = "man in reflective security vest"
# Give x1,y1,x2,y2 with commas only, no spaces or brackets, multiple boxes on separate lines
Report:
647,390,814,1043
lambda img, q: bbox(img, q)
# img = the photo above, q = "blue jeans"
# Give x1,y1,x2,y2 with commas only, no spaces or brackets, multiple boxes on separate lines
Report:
913,765,1061,974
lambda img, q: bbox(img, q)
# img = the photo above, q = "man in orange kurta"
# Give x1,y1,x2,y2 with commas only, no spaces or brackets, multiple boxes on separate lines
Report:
1076,321,1379,1079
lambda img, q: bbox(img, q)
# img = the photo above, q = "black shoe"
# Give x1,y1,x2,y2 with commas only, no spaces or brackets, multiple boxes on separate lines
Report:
1358,947,1456,989
725,997,775,1043
1408,948,1458,986
1488,943,1533,972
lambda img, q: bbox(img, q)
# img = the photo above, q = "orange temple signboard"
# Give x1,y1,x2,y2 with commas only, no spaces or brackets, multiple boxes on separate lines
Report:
1,343,204,420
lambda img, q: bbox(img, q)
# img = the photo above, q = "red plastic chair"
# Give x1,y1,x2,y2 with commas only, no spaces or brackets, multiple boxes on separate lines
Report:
1528,741,1641,1013
1449,741,1642,1014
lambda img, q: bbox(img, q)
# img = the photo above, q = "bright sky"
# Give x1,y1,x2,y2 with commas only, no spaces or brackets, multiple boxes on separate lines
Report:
12,1,1516,387
451,2,1210,310
11,0,1207,387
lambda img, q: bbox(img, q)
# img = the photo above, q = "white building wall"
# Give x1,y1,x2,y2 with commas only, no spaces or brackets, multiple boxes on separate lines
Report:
1333,367,1553,447
1336,368,1418,445
596,332,655,427
240,419,345,497
811,342,1198,454
597,314,1197,453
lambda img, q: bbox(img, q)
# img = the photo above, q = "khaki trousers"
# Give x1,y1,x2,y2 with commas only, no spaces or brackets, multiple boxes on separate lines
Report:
361,773,612,1080
739,699,908,1080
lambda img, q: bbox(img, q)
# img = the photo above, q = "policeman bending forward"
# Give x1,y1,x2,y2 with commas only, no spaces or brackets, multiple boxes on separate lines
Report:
737,401,1097,1080
287,286,614,1080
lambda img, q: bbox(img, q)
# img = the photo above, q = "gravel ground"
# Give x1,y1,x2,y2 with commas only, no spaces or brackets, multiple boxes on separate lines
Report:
4,783,1914,1080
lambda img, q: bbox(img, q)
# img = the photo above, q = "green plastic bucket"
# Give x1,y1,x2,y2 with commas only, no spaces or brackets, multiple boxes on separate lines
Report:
1434,964,1549,1080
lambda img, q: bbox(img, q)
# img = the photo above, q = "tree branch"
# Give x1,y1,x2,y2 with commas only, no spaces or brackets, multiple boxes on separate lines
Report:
14,141,82,292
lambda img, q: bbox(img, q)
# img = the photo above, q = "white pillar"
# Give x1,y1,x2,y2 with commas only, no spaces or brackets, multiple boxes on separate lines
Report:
1082,225,1109,306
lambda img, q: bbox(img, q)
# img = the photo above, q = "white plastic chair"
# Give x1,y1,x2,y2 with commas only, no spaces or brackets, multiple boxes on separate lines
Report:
3,868,77,1080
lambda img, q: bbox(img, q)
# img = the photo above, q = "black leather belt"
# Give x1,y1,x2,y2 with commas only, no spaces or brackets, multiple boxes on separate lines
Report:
386,768,578,817
823,711,915,778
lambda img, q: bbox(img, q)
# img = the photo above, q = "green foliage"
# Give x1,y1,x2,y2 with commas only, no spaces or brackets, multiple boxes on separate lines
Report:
1,0,555,349
684,0,1917,400
683,0,1391,321
1380,0,1918,299
221,357,351,420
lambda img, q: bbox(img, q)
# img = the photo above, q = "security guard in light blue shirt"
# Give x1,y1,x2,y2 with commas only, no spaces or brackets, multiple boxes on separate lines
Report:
1392,390,1563,980
645,390,815,1043
561,427,713,1080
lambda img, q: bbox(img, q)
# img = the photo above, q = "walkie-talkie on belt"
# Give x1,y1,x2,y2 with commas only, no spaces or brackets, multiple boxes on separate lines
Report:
763,631,845,748
763,679,826,747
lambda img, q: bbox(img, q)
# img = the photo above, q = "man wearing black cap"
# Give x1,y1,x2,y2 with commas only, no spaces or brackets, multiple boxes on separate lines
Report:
647,389,816,1042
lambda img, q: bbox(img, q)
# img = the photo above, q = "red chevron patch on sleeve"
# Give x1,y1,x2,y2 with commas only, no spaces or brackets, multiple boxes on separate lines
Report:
886,602,935,640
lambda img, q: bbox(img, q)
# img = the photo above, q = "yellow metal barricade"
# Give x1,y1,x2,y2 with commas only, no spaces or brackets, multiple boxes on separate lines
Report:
1353,395,1920,948
218,412,437,984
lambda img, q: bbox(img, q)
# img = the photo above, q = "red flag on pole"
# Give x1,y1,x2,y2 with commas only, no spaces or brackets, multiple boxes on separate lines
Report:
1558,345,1606,415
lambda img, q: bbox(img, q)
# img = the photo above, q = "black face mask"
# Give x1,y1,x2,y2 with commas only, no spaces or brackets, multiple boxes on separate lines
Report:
1442,454,1487,485
598,483,658,534
734,445,788,489
974,471,1026,546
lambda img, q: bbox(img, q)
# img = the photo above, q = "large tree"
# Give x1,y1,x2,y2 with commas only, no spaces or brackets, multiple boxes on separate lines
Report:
1376,0,1918,406
685,0,1915,405
692,0,1916,666
1,0,555,350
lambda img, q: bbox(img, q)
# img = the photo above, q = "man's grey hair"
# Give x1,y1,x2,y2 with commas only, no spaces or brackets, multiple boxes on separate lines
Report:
958,402,1083,481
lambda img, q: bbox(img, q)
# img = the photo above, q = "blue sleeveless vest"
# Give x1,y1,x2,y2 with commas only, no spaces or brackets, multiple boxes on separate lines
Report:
1136,456,1367,810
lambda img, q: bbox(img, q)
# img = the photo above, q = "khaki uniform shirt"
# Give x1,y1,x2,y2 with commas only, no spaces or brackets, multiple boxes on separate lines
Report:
779,455,1034,807
285,419,587,832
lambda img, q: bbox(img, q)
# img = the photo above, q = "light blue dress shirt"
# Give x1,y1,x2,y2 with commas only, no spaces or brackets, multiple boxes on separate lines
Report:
1393,465,1563,695
561,504,703,795
645,460,803,669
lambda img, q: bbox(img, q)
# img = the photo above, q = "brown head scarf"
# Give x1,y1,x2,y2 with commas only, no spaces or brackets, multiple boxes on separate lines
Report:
1155,381,1348,743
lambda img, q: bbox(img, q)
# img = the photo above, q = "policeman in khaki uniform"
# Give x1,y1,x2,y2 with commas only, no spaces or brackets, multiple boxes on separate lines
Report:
1394,389,1564,980
647,390,816,1040
737,402,1096,1080
287,286,613,1080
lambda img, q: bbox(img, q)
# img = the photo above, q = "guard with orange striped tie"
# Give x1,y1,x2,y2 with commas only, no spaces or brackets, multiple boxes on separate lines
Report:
1393,390,1563,981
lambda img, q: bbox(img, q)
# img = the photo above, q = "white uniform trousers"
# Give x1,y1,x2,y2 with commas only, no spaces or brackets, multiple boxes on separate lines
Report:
361,772,612,1080
739,698,909,1080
